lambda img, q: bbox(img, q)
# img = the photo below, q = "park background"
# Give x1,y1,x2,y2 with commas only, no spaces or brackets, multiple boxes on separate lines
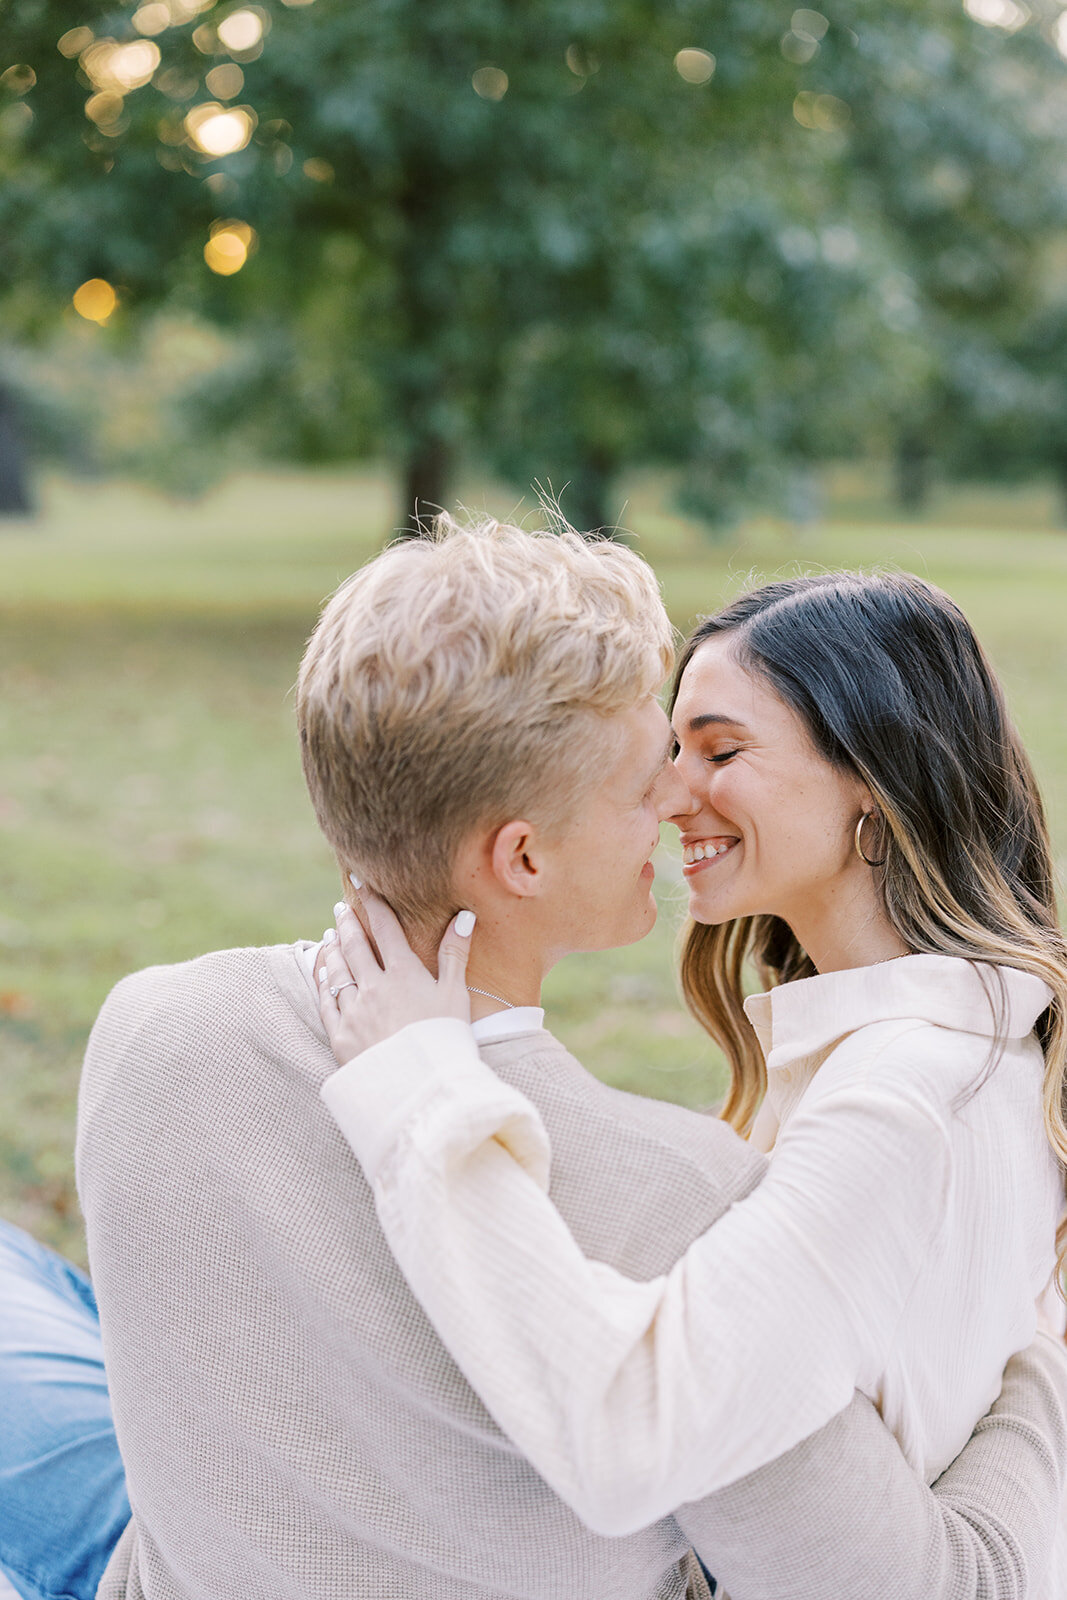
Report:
3,0,1067,1265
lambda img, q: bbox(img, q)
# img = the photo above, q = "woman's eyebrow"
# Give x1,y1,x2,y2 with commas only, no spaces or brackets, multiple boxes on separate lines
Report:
685,712,749,732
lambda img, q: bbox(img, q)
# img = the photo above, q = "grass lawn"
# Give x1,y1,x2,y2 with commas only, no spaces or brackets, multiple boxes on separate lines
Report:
2,463,1066,1264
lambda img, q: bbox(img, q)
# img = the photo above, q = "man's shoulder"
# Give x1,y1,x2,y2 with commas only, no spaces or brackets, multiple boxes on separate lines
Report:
104,942,286,1004
479,1027,765,1274
96,943,304,1039
82,942,324,1111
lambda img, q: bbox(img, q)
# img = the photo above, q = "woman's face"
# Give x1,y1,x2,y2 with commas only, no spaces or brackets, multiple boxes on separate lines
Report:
670,635,877,956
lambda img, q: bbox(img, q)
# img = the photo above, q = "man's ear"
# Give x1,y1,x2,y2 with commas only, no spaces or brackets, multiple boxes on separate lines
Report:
489,819,544,898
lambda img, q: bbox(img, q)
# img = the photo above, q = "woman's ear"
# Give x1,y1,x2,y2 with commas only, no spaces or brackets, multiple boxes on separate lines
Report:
853,778,878,819
490,819,543,898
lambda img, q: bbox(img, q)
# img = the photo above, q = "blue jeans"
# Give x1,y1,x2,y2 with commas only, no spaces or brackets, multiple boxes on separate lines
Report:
0,1221,129,1600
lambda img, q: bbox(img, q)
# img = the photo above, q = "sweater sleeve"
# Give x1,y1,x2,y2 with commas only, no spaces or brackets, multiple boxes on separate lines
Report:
676,1336,1067,1600
322,1018,951,1534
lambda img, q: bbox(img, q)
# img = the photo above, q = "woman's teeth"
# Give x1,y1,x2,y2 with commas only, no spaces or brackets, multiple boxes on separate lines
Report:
683,841,733,864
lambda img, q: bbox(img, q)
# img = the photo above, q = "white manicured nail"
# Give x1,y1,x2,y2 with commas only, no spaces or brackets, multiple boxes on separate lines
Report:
322,928,336,944
454,909,476,938
349,873,363,890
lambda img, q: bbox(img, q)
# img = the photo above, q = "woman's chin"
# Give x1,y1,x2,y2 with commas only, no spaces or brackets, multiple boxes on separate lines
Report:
687,896,736,928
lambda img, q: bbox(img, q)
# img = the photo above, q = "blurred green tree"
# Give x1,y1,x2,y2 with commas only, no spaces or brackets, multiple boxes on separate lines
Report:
3,0,1067,526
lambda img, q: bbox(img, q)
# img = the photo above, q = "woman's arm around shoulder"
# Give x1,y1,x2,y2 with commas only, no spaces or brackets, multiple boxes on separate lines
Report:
318,903,953,1531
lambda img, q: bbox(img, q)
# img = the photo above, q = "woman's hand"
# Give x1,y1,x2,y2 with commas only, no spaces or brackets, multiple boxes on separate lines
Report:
316,886,473,1067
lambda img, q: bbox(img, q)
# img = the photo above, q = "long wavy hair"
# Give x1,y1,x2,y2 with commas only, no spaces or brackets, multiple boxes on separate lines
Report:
673,572,1067,1269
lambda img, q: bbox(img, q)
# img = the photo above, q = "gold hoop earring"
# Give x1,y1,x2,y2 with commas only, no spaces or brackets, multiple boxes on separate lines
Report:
855,811,887,868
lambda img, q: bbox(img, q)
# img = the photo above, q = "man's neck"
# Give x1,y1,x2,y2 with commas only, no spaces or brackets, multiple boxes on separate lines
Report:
409,921,546,1021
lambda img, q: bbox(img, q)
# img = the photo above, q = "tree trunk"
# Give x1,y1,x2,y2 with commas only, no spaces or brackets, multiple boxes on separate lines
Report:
894,430,931,514
0,386,32,517
560,451,620,538
399,434,453,537
1054,453,1067,530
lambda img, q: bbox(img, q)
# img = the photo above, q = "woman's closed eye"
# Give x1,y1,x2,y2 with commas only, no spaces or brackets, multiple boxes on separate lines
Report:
706,749,740,765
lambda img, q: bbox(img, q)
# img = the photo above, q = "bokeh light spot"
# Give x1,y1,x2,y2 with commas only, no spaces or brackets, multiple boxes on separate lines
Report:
0,102,33,136
58,28,95,59
781,31,818,63
674,48,716,83
184,100,255,155
81,39,161,92
966,0,1028,29
793,90,851,130
169,0,219,19
792,9,829,39
216,9,265,52
1,64,37,94
205,62,244,98
132,3,171,36
565,44,599,76
472,66,508,100
204,218,256,274
302,156,334,182
85,90,125,127
73,278,117,323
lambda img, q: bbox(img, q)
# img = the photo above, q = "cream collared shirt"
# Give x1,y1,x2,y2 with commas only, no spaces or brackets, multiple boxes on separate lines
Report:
321,956,1062,1548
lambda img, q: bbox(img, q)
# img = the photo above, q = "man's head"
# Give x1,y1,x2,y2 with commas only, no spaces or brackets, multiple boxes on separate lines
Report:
297,515,678,946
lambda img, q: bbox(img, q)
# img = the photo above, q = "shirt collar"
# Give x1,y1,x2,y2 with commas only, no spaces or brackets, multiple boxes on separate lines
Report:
744,954,1052,1073
471,1007,546,1044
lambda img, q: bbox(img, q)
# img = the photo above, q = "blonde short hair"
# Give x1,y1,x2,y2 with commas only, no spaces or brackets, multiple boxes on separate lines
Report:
296,514,674,929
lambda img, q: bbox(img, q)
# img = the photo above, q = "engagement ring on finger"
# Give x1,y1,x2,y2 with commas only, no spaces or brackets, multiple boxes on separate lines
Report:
329,981,357,998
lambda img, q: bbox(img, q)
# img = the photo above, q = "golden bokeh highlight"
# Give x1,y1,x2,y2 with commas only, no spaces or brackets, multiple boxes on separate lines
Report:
184,101,255,155
205,63,244,99
165,0,219,20
81,39,161,93
674,48,716,84
58,27,95,58
73,279,117,323
302,156,334,182
472,66,509,100
85,91,126,128
217,8,266,52
1,64,37,94
204,218,256,275
132,3,171,36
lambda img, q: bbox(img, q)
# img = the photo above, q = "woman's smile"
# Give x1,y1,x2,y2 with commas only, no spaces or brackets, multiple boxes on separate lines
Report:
680,837,739,874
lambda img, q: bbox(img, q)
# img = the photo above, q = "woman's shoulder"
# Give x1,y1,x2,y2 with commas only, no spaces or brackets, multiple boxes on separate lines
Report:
810,1005,1043,1126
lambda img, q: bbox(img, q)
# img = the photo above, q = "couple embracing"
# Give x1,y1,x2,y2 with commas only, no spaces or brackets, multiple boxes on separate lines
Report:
3,515,1067,1600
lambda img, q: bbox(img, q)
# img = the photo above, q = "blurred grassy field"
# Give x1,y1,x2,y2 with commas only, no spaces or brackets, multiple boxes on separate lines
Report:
2,463,1066,1264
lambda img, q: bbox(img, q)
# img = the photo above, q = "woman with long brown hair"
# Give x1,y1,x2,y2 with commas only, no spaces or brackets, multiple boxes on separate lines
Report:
317,569,1067,1592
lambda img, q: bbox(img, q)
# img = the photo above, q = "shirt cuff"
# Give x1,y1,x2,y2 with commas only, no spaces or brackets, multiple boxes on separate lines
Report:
321,1017,550,1191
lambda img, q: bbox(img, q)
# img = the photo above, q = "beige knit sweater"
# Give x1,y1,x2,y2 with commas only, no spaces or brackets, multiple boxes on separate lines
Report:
76,943,1067,1600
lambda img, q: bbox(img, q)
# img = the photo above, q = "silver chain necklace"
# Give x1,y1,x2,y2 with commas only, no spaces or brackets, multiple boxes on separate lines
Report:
466,984,517,1010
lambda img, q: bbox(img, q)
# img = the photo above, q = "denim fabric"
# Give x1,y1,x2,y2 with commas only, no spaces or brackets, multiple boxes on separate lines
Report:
0,1221,129,1600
